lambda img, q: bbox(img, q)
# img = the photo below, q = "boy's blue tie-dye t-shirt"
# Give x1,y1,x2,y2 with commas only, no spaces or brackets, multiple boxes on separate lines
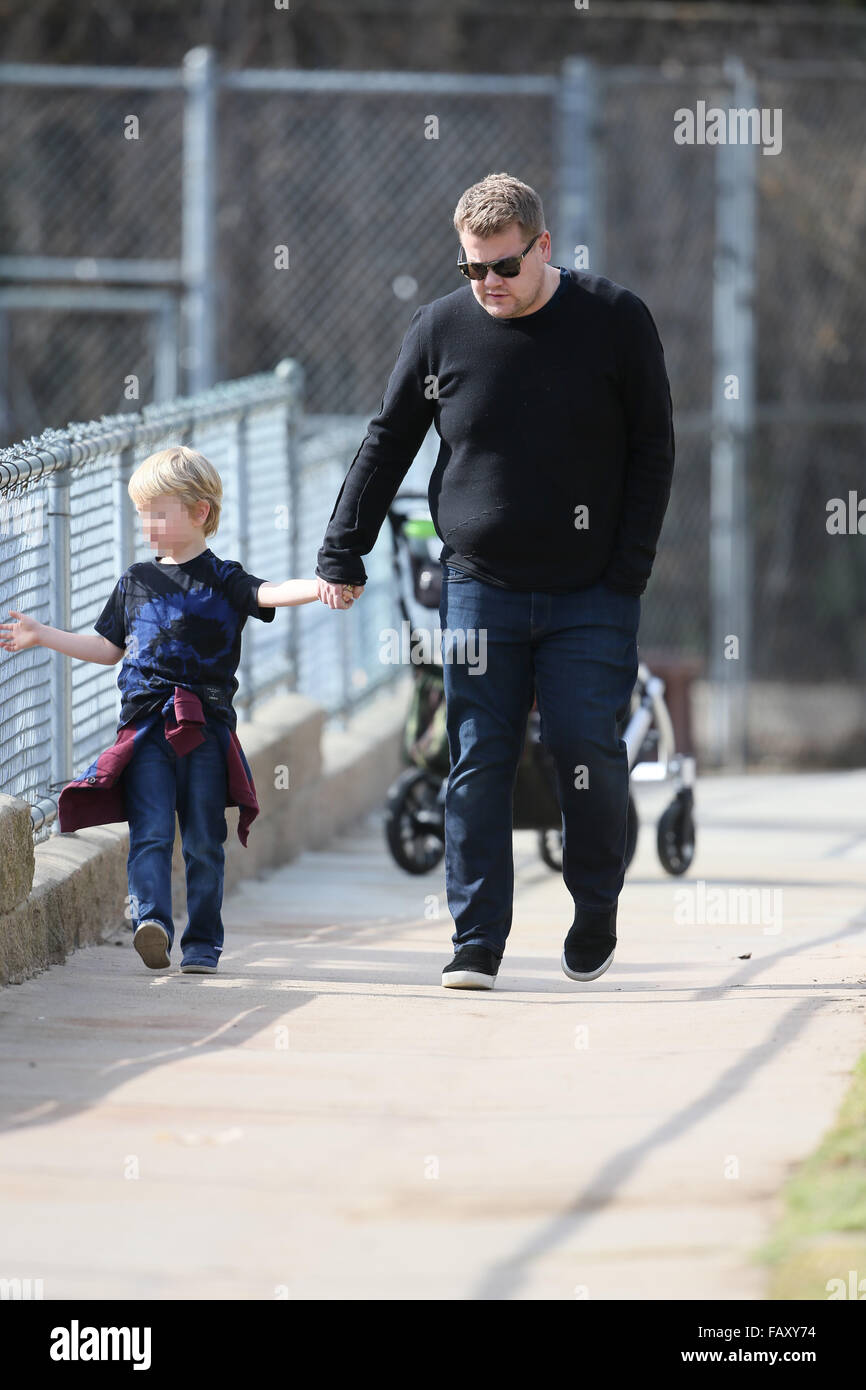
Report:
94,548,276,731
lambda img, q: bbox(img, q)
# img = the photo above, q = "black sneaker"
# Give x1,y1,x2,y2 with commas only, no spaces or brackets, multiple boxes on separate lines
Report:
442,945,501,989
561,906,617,982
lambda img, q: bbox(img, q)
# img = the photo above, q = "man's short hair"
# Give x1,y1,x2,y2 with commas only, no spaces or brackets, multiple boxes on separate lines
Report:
453,172,545,244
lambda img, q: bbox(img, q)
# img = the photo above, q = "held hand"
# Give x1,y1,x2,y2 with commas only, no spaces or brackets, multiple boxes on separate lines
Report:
317,578,365,611
0,610,42,653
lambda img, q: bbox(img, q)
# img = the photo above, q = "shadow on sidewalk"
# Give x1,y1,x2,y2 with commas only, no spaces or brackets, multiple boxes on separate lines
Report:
469,910,866,1299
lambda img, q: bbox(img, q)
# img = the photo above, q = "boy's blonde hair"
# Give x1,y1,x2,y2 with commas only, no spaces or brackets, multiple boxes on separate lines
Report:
128,446,222,538
453,171,545,244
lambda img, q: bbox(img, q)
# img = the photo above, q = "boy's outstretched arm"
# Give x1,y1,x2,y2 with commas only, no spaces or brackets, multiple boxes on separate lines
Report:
0,610,124,664
257,580,361,609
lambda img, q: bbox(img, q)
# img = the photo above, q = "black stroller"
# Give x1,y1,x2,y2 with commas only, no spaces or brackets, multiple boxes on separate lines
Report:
382,493,696,878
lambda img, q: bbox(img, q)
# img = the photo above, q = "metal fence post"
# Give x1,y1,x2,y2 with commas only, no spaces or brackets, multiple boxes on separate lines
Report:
182,46,217,395
555,57,604,274
339,565,352,719
47,467,72,831
152,295,180,401
235,407,252,718
0,310,9,443
278,359,304,693
114,443,137,576
709,56,757,770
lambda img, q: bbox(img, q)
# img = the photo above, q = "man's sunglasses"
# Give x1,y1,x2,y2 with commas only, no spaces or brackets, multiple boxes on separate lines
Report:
457,233,541,280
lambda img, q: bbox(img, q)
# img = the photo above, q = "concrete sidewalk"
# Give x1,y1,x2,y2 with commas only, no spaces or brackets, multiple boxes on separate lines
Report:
1,770,865,1300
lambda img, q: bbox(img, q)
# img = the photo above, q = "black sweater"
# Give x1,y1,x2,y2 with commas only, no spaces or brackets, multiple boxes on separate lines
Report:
315,266,674,595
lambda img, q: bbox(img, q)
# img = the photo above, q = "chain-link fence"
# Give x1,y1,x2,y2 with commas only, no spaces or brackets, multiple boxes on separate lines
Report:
1,53,865,761
0,362,414,840
601,62,866,689
749,69,866,686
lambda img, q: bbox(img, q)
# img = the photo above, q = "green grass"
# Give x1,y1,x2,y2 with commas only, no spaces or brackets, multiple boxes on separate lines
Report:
754,1051,866,1299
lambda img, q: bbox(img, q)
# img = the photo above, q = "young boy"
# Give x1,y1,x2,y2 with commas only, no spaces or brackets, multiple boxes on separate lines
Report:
0,446,358,975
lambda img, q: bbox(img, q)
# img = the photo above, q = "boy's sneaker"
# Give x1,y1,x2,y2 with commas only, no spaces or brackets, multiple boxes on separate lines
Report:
181,959,218,974
442,945,501,989
133,920,171,970
561,906,617,982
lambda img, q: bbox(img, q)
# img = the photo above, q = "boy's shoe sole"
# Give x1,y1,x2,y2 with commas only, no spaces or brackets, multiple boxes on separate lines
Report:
442,945,500,990
181,962,218,974
133,920,171,970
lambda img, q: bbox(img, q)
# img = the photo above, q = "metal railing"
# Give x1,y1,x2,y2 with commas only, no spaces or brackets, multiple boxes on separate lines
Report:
0,361,405,838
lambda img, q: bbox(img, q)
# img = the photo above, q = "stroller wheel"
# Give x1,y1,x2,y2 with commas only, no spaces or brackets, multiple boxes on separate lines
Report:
657,791,696,876
384,767,445,875
538,828,563,872
537,796,639,874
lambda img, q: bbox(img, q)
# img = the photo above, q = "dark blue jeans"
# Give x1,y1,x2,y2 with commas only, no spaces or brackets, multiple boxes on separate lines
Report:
438,562,640,957
123,717,228,965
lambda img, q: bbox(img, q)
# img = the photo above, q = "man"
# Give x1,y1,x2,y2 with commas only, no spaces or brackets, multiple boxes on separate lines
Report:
317,171,675,990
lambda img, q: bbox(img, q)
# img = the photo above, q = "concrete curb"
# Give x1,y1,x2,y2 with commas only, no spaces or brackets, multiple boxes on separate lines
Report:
0,674,412,987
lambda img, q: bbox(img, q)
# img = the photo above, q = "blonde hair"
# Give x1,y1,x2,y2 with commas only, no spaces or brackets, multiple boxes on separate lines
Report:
128,446,222,538
453,171,545,244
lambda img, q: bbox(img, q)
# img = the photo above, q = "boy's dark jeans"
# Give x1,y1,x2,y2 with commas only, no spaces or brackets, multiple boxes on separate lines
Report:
123,717,228,964
438,561,640,958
